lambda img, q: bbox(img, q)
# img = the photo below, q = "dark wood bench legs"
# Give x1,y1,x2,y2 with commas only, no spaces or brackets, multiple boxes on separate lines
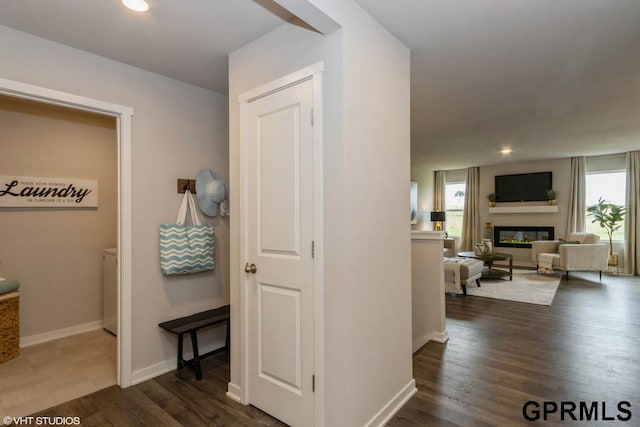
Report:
176,321,230,381
159,305,231,381
177,333,184,370
191,330,202,380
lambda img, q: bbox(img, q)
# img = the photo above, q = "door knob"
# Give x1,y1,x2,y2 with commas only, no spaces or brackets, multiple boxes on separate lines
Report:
244,263,257,274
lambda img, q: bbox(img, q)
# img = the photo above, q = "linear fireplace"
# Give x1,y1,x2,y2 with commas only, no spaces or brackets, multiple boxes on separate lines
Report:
494,226,554,248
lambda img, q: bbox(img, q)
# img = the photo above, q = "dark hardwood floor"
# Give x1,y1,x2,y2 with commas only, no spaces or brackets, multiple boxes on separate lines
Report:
35,353,285,426
390,271,640,427
35,272,640,426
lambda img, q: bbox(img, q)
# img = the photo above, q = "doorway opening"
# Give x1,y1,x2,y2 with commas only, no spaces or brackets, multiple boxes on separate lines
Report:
0,94,121,416
0,78,133,399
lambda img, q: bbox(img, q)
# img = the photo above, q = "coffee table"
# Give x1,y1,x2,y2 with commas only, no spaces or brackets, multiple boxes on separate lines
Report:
457,251,513,280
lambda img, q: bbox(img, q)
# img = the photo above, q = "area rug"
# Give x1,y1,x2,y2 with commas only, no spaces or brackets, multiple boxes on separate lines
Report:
465,269,562,306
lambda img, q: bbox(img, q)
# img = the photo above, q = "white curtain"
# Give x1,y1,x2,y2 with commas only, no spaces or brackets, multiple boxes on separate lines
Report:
566,156,586,234
625,151,640,275
434,170,446,211
460,167,480,251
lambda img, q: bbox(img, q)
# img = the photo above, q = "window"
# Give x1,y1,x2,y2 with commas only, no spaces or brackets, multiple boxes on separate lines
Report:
445,182,465,237
585,171,626,241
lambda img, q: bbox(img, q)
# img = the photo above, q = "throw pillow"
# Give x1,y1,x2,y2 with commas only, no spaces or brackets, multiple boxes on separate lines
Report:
567,233,589,243
559,238,581,245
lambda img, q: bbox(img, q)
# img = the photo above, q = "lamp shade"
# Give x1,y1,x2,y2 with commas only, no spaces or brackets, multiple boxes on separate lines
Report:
430,211,446,222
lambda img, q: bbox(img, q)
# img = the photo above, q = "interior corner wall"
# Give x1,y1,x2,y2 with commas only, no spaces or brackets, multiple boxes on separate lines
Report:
479,158,571,265
229,0,414,423
0,25,230,376
335,3,413,424
0,97,117,338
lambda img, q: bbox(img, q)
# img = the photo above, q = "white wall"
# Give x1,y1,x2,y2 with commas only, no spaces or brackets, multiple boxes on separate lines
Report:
419,158,571,265
411,232,446,352
229,0,414,424
480,158,570,265
0,25,230,376
0,97,116,338
335,3,414,424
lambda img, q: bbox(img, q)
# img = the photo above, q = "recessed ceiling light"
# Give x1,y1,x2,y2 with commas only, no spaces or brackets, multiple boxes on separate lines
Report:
500,148,513,155
122,0,149,12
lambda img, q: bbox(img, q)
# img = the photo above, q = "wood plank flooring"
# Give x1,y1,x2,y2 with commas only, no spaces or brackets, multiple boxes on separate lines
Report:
34,354,284,427
390,271,640,427
33,271,640,426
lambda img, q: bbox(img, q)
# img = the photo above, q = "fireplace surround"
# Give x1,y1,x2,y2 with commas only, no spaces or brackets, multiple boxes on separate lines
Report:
494,226,554,248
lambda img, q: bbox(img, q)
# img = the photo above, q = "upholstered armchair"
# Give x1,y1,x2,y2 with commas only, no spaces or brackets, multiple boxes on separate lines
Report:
443,238,456,257
531,232,609,279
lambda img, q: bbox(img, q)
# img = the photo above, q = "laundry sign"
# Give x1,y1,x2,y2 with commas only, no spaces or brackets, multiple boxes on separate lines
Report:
0,175,98,208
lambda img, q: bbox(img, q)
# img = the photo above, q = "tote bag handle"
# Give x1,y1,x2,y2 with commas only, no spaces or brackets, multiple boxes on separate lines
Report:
176,190,202,225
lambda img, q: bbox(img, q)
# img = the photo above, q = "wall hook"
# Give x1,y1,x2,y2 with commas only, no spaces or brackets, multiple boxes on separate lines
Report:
177,179,196,194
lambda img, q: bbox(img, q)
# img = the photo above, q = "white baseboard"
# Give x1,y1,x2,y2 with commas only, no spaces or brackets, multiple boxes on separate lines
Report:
131,339,226,386
131,359,176,385
20,320,104,348
412,329,449,353
226,382,243,403
365,379,417,427
431,330,449,343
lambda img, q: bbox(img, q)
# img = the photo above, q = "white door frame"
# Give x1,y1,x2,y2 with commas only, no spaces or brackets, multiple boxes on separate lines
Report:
238,62,325,425
0,77,134,387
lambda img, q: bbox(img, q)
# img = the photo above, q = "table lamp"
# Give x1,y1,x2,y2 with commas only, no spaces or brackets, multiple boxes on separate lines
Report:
430,211,446,231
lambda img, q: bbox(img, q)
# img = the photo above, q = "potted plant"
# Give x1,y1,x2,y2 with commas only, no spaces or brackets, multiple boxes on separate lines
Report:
487,193,497,207
586,197,626,266
546,189,557,205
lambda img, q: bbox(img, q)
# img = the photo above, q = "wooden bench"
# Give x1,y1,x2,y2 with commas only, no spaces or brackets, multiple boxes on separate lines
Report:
158,305,230,380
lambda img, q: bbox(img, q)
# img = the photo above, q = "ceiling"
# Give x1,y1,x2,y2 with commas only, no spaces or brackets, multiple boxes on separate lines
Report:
0,0,290,93
354,0,640,169
1,0,639,170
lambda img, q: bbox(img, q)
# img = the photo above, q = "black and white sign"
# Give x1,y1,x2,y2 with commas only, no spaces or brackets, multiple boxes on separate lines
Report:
0,175,98,208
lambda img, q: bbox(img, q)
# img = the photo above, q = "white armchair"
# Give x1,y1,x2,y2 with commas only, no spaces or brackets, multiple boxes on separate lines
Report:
531,232,609,279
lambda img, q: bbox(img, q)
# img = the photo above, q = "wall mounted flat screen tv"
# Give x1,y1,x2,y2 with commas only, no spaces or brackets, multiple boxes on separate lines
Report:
495,172,552,202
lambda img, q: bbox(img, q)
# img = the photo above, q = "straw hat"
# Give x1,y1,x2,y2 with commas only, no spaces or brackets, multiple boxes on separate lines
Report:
195,169,226,217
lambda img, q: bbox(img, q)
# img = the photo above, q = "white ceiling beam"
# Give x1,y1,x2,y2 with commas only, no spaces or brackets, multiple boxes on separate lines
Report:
272,0,341,34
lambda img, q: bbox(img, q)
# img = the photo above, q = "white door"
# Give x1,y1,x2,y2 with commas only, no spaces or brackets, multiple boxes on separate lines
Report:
244,77,315,426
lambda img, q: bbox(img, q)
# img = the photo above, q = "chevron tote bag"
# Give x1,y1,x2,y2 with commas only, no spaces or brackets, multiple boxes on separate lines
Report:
160,190,215,275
